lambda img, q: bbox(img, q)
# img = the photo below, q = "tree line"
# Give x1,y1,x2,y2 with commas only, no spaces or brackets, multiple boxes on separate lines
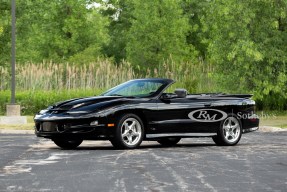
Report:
0,0,286,109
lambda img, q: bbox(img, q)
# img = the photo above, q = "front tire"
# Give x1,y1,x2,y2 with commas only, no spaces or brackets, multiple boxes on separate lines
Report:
213,115,242,146
111,114,144,149
53,139,83,149
157,138,181,146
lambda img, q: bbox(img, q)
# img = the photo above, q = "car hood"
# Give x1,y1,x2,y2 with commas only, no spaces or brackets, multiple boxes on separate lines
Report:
50,96,128,114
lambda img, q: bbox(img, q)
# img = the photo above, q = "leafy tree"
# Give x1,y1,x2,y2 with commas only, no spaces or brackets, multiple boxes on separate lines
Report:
100,0,134,64
201,0,287,109
125,0,196,70
67,6,110,64
0,0,110,64
0,0,11,66
181,0,209,60
29,0,109,63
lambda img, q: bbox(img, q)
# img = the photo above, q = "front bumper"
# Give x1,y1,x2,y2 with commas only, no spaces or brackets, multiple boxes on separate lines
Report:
34,115,114,139
35,124,112,139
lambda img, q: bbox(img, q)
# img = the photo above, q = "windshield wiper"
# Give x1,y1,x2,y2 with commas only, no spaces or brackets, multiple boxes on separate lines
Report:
109,94,136,98
109,94,124,96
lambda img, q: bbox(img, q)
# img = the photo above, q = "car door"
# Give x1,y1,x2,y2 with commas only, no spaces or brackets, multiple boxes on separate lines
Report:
150,96,217,133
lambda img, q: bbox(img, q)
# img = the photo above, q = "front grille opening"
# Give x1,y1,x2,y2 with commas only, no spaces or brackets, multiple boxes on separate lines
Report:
42,122,57,132
39,121,90,132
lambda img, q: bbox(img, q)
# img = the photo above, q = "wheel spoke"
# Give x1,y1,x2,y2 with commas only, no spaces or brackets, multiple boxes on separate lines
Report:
131,132,139,137
224,131,230,140
129,121,136,130
228,118,232,127
127,135,133,144
229,132,235,139
223,125,229,130
231,123,238,130
131,126,137,132
122,130,129,138
124,123,129,131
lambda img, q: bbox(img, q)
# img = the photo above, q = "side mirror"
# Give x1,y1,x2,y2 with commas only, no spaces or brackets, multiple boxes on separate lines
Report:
174,89,188,98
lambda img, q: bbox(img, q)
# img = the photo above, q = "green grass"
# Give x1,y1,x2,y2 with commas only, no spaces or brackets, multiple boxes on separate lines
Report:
257,111,287,128
259,115,287,128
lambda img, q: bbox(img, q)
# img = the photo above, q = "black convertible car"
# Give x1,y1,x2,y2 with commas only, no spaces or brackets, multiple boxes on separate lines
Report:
34,78,259,149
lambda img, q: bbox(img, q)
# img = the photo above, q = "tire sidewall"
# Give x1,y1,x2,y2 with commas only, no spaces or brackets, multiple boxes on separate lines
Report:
218,113,242,145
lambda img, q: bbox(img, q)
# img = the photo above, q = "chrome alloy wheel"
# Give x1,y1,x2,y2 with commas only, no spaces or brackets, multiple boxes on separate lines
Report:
121,118,142,146
222,116,241,142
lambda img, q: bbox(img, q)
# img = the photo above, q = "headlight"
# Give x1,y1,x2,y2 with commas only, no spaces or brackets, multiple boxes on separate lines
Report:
90,121,98,126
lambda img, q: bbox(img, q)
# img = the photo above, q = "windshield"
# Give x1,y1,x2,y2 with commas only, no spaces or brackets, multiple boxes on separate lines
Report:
101,79,170,98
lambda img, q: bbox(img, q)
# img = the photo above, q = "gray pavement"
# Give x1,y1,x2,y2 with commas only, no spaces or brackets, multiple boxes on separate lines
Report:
0,132,286,192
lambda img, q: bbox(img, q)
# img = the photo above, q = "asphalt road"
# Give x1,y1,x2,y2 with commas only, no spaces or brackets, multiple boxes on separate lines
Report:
0,131,286,192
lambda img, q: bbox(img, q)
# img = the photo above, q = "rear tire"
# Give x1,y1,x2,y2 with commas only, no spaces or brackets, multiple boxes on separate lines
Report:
111,114,144,149
213,114,242,146
53,139,83,149
157,138,181,146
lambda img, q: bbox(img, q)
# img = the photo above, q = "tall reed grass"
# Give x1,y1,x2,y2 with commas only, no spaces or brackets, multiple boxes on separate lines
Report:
0,59,215,93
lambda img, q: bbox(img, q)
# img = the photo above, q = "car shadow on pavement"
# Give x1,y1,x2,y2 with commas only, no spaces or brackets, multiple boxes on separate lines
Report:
55,143,217,151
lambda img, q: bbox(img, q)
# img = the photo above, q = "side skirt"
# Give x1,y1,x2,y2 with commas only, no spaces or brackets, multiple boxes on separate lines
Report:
145,133,217,139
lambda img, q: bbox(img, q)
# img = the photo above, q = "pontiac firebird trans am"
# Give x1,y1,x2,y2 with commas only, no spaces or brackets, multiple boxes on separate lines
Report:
34,78,259,149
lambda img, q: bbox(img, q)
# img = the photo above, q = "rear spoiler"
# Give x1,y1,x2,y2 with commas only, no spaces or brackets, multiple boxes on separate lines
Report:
189,93,253,99
217,94,253,99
